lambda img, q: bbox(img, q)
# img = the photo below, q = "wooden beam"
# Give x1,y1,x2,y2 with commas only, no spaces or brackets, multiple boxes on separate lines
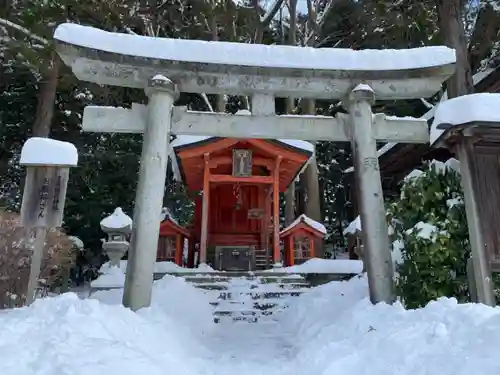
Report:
288,235,294,266
199,153,210,265
273,156,282,264
82,105,430,144
209,174,273,184
175,234,182,266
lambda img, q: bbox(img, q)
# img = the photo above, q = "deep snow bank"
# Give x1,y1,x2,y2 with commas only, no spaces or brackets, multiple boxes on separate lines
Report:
281,274,500,374
0,276,215,375
3,274,500,375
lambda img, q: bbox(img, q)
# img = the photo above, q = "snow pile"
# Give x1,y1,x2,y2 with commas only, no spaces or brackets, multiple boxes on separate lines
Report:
431,93,500,144
55,23,455,71
20,137,78,166
275,258,363,274
4,272,500,374
281,275,500,374
91,265,125,288
100,207,132,230
0,276,214,375
98,260,216,274
92,275,214,335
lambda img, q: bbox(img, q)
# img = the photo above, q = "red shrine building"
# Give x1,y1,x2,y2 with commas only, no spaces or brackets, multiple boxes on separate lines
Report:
157,135,316,271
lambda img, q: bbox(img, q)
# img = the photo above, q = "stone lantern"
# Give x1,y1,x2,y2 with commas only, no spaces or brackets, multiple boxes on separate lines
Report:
100,207,132,267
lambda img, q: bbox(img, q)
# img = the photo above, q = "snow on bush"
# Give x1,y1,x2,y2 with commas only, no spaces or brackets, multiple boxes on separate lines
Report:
0,211,75,308
386,159,471,308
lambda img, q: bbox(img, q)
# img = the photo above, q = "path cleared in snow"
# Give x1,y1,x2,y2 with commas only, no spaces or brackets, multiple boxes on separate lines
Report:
2,275,500,375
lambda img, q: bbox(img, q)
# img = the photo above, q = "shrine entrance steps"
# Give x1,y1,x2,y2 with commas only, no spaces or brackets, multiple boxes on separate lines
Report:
162,271,310,323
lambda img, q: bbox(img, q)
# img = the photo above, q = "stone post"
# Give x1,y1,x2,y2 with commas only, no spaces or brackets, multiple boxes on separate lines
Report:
123,76,178,311
347,84,395,304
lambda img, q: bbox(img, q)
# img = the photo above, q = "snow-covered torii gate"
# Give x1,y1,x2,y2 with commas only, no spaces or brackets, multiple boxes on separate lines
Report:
53,23,456,311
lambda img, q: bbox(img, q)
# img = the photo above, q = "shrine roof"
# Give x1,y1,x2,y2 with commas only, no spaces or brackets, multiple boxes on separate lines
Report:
159,210,190,237
280,214,327,238
170,137,314,191
431,93,500,146
343,216,362,236
171,135,314,154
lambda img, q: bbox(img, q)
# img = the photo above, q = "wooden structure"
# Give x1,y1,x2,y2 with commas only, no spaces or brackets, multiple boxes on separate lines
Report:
172,137,313,271
433,104,500,305
157,213,190,266
280,214,326,266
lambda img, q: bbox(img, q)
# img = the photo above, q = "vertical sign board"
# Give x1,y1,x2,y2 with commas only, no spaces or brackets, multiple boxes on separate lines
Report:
20,166,70,228
20,165,71,306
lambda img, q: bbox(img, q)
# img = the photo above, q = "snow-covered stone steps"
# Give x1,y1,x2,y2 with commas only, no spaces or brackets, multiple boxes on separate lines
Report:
209,300,285,310
163,270,310,323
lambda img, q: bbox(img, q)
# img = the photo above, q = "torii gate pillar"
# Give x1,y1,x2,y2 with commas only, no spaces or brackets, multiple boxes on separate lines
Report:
347,85,395,304
123,75,178,311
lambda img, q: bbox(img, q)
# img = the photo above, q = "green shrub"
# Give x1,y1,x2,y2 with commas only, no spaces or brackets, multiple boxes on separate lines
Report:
387,159,471,308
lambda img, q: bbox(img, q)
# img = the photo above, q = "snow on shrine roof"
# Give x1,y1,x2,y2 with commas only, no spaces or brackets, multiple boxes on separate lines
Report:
171,135,315,154
54,23,455,72
343,216,361,236
100,207,132,230
160,207,178,225
431,93,500,145
20,137,78,167
280,214,327,236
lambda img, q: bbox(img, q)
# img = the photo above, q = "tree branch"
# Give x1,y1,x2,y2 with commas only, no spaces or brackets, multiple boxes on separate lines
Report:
0,17,49,45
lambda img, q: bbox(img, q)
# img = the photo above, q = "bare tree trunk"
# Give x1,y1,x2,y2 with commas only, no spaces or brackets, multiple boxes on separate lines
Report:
32,52,59,137
284,0,298,226
435,0,474,97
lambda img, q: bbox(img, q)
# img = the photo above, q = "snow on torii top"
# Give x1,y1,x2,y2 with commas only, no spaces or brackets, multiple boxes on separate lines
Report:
53,23,455,72
20,137,78,167
53,23,456,99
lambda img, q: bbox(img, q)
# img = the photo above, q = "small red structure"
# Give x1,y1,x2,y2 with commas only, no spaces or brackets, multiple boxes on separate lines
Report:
171,136,313,270
280,214,326,266
157,211,190,266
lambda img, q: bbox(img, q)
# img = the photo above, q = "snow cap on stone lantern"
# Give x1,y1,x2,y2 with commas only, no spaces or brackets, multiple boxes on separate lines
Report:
100,207,132,266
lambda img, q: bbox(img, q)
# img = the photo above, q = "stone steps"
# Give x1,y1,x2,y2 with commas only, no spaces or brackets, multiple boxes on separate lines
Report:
152,270,313,323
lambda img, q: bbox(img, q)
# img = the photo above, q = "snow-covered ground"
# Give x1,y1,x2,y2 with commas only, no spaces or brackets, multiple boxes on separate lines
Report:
2,274,500,375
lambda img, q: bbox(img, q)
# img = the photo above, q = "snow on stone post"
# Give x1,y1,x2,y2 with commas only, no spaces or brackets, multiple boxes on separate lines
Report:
19,137,78,305
100,207,132,267
346,85,394,304
122,75,178,311
431,93,500,306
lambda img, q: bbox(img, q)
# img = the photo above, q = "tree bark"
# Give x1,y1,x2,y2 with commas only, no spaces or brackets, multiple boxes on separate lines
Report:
32,52,60,138
467,3,500,74
435,0,474,98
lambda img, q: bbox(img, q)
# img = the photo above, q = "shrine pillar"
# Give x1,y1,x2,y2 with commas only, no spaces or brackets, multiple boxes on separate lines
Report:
123,76,177,311
273,156,282,263
199,153,210,264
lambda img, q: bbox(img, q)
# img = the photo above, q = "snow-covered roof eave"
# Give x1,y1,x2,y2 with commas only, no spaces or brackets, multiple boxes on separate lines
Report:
430,93,500,146
280,214,327,236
